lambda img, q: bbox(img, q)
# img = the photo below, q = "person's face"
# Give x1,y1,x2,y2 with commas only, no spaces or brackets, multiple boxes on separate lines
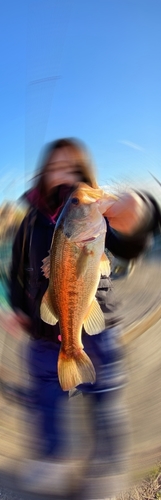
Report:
44,147,83,194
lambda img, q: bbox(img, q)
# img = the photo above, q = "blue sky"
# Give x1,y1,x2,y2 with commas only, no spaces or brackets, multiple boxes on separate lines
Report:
0,0,161,203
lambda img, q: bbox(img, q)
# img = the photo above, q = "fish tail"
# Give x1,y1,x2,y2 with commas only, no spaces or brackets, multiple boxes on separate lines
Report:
58,350,96,391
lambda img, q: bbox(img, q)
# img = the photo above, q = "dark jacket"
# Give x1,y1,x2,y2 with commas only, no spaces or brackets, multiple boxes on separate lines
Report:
9,191,161,342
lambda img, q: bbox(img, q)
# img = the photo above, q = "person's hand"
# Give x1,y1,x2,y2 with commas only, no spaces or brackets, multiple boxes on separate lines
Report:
103,192,149,236
0,309,31,338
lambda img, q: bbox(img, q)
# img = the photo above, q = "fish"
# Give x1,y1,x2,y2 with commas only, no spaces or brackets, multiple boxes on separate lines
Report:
40,182,117,391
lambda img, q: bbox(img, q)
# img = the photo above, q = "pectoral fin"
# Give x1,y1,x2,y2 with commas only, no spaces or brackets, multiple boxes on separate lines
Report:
40,289,58,325
83,298,105,335
76,246,93,278
99,252,111,277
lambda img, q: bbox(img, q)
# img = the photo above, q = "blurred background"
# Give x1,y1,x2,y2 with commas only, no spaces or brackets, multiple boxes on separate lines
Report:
0,1,161,499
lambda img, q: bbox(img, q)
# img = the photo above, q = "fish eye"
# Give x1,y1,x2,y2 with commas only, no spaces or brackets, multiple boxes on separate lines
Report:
71,197,79,205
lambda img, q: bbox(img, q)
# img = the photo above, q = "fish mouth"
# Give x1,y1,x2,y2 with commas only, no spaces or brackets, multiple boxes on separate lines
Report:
76,234,104,247
64,231,96,242
81,237,96,242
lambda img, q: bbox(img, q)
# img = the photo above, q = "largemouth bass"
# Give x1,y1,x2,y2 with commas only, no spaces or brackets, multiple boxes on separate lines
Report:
40,183,116,391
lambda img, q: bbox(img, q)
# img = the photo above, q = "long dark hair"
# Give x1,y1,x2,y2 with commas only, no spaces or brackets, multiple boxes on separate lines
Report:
33,137,99,198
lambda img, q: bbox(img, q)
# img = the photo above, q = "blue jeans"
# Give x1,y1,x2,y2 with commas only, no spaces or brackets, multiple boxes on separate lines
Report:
27,340,68,458
27,326,129,464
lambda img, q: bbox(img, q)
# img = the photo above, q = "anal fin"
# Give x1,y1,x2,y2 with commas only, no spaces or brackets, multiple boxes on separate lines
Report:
83,298,105,335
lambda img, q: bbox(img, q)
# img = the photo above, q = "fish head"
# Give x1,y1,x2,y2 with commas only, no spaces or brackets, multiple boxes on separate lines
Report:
56,182,107,243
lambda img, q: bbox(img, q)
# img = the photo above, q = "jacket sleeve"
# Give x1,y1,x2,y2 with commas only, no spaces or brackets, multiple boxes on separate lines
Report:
8,217,28,313
105,191,161,260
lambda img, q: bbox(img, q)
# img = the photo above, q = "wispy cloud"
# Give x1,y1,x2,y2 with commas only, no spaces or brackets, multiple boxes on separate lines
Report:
118,140,144,151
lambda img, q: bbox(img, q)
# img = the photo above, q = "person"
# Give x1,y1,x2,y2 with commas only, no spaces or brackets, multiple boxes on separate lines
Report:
5,138,161,499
